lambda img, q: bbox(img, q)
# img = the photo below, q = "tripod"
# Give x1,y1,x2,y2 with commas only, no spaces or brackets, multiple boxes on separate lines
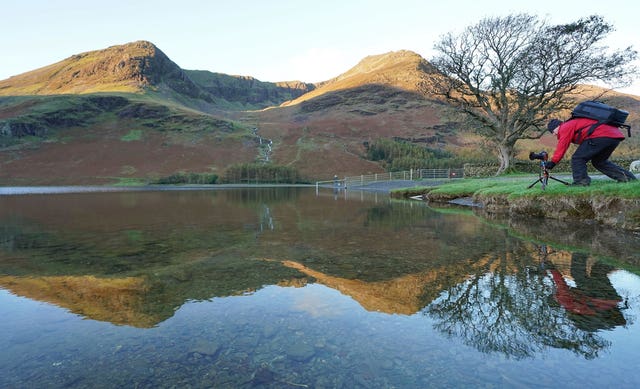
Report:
527,161,570,190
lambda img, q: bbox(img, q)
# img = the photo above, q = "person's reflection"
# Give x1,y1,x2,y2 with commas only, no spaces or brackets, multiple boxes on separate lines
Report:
547,251,626,331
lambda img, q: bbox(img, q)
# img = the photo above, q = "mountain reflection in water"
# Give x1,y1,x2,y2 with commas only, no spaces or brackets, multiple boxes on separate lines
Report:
1,187,639,388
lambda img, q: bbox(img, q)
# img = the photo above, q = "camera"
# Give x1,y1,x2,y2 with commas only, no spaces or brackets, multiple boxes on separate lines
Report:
529,151,548,161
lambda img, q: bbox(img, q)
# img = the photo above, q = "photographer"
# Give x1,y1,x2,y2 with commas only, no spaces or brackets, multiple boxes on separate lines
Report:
546,118,637,186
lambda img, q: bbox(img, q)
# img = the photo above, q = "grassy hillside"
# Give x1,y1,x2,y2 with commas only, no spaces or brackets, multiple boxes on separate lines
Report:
186,70,315,110
0,93,258,185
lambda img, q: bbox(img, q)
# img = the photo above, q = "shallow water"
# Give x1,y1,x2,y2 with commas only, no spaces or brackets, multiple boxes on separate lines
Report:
1,187,639,388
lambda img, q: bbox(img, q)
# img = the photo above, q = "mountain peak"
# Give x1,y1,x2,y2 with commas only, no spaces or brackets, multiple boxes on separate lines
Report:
346,50,426,74
0,40,205,98
282,50,437,106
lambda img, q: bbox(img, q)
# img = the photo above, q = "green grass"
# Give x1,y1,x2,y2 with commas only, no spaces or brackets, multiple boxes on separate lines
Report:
121,129,143,142
152,172,219,185
428,176,640,199
109,177,149,186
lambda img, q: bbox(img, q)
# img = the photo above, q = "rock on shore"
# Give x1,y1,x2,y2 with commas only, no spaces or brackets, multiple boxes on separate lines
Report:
419,191,640,231
474,194,640,231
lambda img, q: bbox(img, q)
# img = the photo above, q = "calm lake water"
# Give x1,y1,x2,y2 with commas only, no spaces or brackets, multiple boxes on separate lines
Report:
1,187,639,388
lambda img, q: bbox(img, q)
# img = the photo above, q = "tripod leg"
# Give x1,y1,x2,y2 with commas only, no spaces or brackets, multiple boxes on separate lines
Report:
527,177,543,189
548,175,570,185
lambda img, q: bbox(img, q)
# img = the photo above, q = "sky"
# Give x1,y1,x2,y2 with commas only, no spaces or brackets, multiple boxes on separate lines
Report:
2,0,639,95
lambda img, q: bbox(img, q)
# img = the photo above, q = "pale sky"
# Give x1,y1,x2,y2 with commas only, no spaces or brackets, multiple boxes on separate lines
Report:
2,0,639,94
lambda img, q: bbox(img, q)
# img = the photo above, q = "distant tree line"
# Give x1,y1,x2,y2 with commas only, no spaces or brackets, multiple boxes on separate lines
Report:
223,163,304,183
365,138,474,171
153,172,218,185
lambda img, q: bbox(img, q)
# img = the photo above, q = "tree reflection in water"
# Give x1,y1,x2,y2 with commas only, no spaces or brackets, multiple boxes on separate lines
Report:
424,244,627,360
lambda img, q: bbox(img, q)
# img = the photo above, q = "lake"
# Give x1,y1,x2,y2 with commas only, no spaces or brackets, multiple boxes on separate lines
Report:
1,187,639,388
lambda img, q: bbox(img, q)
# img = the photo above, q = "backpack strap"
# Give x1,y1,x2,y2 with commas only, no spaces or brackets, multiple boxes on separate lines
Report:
584,120,604,138
574,121,603,143
621,124,632,137
575,121,631,141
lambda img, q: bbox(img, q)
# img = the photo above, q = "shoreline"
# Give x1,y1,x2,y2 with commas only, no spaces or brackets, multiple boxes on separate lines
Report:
393,186,640,232
0,184,316,196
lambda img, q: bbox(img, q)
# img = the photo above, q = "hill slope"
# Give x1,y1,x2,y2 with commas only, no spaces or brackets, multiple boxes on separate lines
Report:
242,51,472,178
185,70,315,110
0,93,260,185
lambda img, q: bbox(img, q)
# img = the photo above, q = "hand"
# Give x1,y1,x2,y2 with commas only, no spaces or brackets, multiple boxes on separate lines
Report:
545,161,556,170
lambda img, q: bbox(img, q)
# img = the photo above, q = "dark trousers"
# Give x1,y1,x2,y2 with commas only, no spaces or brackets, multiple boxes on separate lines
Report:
571,137,637,185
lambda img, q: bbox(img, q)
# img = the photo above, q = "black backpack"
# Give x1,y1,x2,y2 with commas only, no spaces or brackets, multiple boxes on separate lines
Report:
571,100,631,141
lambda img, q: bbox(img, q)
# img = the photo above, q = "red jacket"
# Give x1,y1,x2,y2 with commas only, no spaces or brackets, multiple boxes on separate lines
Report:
551,117,626,164
549,269,620,315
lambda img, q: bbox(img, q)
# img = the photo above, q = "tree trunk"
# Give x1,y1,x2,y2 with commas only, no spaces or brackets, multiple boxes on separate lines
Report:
496,143,513,175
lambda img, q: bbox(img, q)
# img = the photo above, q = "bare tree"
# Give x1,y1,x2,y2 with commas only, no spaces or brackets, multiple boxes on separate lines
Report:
430,14,637,174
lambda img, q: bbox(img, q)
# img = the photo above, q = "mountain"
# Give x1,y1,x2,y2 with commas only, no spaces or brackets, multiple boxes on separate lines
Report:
0,41,205,98
282,50,438,106
0,41,325,185
0,41,638,185
0,41,314,110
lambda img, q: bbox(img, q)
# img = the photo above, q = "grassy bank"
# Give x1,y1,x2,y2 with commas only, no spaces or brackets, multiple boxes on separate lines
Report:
392,176,640,231
391,176,640,200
